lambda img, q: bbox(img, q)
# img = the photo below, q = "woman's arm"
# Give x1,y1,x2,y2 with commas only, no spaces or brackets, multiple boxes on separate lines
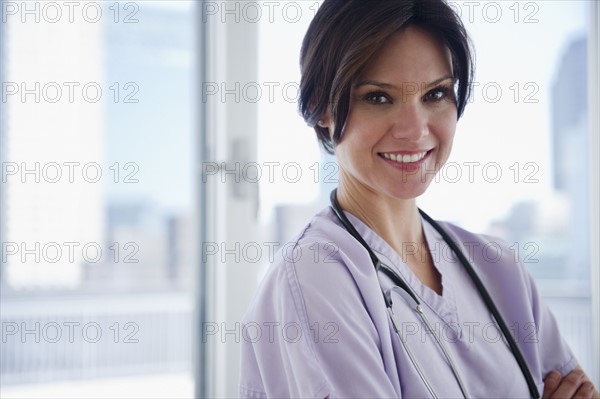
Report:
239,239,400,398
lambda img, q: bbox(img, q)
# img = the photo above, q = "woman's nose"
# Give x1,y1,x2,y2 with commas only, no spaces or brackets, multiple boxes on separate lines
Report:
389,101,428,141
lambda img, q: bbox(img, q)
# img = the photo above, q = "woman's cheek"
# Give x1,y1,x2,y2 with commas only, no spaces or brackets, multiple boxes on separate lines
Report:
432,113,457,140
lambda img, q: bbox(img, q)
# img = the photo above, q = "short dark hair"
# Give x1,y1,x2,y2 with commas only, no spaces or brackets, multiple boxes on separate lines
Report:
299,0,475,154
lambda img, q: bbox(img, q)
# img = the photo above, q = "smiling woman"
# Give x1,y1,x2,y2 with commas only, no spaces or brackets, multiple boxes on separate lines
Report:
239,0,599,398
326,27,457,210
326,25,458,295
299,0,473,156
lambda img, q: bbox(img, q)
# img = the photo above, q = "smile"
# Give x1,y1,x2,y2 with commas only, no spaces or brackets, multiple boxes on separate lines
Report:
379,151,429,163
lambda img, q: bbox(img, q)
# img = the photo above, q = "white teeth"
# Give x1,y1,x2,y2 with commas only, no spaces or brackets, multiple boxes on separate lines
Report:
382,151,427,163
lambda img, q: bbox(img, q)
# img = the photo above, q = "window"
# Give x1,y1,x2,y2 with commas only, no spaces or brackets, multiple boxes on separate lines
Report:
1,2,197,397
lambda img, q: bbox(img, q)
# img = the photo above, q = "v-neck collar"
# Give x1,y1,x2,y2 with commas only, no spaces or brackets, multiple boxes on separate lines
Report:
339,209,460,327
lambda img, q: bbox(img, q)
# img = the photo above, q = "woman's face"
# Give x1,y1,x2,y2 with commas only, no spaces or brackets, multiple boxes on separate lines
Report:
322,25,457,200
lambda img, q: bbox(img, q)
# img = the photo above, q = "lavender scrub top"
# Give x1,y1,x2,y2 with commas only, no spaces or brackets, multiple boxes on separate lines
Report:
239,206,577,398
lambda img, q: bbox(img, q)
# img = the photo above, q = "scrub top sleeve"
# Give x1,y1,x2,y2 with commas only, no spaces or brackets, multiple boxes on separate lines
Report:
288,240,399,398
239,239,399,399
239,250,332,399
521,265,578,379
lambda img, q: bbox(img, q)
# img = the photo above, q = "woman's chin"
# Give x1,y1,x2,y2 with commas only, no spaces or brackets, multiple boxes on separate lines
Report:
382,184,431,201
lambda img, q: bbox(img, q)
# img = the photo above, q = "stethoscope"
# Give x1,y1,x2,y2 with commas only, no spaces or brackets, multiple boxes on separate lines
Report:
329,189,540,399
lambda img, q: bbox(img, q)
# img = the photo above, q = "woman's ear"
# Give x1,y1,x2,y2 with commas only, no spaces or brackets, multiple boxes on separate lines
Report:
317,110,333,130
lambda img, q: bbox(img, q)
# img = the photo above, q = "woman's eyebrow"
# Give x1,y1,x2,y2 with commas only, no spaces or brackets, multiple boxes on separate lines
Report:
354,80,398,89
422,76,455,89
354,76,455,90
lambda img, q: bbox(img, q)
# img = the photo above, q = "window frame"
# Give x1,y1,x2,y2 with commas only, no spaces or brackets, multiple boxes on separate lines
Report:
587,0,600,386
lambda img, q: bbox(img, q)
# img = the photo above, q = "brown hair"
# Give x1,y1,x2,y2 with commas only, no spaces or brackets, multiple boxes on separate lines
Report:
299,0,475,154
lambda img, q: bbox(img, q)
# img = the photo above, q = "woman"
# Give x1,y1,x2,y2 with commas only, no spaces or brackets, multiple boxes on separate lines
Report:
239,0,598,397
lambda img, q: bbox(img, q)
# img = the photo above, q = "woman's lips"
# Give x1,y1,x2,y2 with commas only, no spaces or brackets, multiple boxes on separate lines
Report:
378,149,433,173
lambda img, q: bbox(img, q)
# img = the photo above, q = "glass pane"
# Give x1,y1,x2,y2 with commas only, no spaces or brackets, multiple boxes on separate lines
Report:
1,1,197,397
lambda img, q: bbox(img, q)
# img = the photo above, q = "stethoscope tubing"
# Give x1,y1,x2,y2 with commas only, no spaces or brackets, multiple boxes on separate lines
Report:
418,208,540,398
329,188,540,399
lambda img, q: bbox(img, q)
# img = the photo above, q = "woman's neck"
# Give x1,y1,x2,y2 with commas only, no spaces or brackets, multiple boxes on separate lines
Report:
336,178,425,253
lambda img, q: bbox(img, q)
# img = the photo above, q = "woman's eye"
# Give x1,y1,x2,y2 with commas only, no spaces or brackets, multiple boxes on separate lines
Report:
364,92,390,104
424,86,453,102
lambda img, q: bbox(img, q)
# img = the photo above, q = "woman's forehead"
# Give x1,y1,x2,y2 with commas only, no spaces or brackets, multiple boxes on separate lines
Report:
357,26,454,84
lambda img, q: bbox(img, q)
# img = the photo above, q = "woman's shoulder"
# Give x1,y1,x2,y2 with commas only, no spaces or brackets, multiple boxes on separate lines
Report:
244,205,380,318
279,206,343,254
422,215,539,292
269,206,372,269
426,217,517,263
426,215,536,297
240,207,397,399
431,218,508,246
